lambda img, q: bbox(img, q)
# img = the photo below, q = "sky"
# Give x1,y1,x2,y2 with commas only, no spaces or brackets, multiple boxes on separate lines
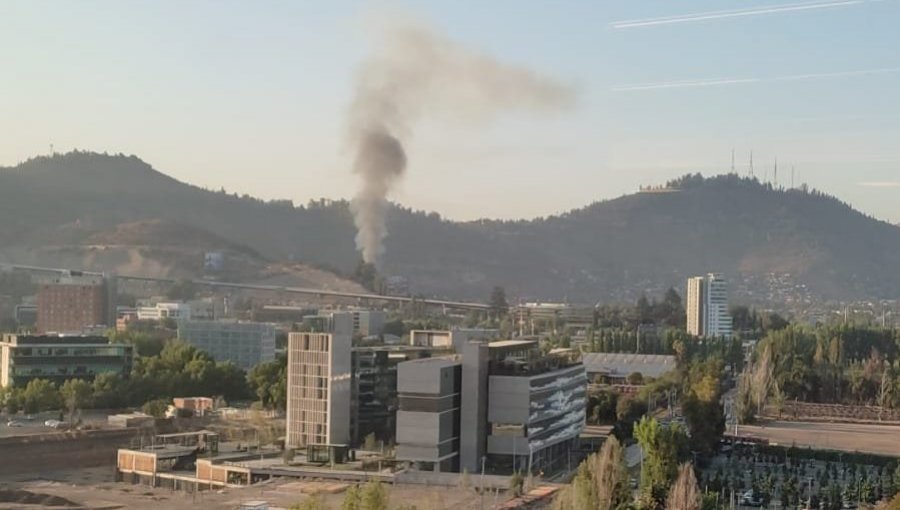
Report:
2,0,899,222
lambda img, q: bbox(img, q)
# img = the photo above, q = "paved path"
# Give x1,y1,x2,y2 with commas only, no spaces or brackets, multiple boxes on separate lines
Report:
736,421,900,456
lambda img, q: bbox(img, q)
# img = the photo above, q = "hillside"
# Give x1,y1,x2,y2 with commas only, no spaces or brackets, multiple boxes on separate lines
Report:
2,151,899,304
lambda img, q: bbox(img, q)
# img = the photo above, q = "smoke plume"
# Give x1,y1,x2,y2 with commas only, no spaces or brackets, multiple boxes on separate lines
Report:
348,21,574,265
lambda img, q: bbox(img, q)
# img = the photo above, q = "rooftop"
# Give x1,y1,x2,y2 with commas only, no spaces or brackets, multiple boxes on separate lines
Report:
581,353,676,378
2,334,112,345
488,339,538,349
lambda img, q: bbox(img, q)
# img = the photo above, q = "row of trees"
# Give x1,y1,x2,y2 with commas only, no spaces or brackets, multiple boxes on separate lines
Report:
0,341,251,416
553,423,714,510
738,325,900,415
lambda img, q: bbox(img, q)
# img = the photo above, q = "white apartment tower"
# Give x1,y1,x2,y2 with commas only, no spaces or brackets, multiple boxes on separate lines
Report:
686,274,733,338
286,330,352,448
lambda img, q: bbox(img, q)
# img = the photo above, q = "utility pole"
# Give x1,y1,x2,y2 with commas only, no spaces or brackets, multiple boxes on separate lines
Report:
480,455,486,510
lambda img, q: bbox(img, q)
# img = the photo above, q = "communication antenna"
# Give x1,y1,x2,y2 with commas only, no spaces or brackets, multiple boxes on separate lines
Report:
791,166,795,188
731,148,735,174
774,158,778,187
50,143,54,155
749,151,754,178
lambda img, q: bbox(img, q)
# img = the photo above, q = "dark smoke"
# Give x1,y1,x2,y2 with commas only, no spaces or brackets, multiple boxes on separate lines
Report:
348,21,575,265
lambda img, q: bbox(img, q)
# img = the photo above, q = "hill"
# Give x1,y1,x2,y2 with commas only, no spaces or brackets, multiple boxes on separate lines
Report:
2,151,899,304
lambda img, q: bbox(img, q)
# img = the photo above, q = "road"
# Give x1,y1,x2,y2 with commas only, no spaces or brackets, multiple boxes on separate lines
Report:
736,420,900,457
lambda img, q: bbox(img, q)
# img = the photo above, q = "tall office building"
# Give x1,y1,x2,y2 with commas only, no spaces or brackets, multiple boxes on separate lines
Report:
397,340,586,475
686,274,733,338
36,273,116,334
285,331,352,449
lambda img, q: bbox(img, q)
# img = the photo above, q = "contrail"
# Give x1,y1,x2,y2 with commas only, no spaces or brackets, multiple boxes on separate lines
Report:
613,67,900,92
612,0,869,29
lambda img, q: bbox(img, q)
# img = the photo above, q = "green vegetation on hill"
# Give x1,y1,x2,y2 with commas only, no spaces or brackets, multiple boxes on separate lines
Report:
4,152,900,303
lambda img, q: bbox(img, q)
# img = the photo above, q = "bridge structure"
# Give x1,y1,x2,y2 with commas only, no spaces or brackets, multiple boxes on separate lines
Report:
0,262,491,311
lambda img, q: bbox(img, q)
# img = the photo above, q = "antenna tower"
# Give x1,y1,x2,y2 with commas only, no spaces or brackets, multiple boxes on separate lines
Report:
774,158,778,187
749,151,754,177
731,148,735,174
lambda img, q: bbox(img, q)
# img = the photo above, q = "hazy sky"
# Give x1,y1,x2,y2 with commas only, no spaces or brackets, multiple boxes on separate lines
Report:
3,0,899,222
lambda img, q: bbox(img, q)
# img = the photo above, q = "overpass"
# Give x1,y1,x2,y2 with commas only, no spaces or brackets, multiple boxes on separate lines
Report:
0,262,491,311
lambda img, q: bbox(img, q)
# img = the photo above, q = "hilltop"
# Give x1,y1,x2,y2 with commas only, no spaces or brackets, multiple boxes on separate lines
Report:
2,151,899,304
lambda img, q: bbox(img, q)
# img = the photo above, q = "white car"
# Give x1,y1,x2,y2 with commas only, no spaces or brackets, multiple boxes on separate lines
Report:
6,420,23,427
44,419,62,428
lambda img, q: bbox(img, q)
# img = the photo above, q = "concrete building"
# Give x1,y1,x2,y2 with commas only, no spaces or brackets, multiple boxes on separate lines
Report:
397,339,586,476
513,303,594,336
0,334,133,388
285,331,352,449
581,353,677,384
176,320,276,370
686,274,733,338
395,357,462,472
36,273,116,334
137,302,191,321
409,328,499,353
351,345,447,445
312,310,385,338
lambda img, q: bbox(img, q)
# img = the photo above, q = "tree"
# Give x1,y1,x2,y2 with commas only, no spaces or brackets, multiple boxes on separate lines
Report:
0,387,22,414
592,436,630,509
633,417,688,508
21,379,61,414
489,286,509,319
341,485,361,510
249,356,288,410
352,262,383,294
360,480,388,510
142,398,170,418
291,495,328,510
60,379,92,423
667,463,701,510
166,279,196,301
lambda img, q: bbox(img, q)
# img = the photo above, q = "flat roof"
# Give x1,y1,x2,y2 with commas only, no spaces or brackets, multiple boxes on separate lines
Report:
581,353,676,378
399,355,460,367
488,340,537,349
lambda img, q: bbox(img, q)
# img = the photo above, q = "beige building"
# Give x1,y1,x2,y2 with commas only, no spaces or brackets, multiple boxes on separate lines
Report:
686,276,705,336
285,331,351,448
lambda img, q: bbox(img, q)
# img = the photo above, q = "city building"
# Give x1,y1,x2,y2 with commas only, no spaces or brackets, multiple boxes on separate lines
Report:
176,320,276,370
285,331,352,450
395,357,462,472
409,328,499,353
396,339,586,476
137,302,191,321
15,303,37,328
581,353,677,384
312,310,385,338
173,397,215,416
351,345,447,445
36,273,116,334
513,303,594,336
686,274,733,338
0,334,133,388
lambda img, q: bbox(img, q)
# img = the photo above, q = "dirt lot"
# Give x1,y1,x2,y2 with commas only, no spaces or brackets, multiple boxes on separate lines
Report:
737,420,900,456
0,467,495,509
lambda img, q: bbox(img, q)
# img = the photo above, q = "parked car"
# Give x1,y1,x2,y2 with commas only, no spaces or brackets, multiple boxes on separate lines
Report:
44,419,62,428
6,420,23,427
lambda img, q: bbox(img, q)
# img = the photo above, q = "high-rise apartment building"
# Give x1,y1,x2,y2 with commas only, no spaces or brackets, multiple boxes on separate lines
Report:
36,274,116,334
686,274,733,338
285,331,352,449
